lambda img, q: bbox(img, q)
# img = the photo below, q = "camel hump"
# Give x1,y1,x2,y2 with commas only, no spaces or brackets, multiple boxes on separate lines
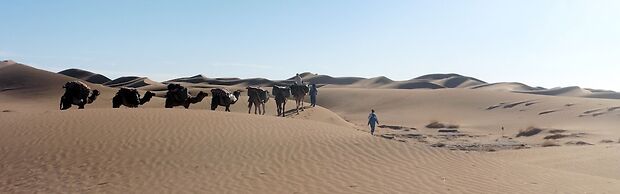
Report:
118,87,137,94
64,81,90,91
167,84,189,102
211,88,232,96
273,85,288,89
290,84,309,95
63,81,91,99
246,86,266,96
167,83,184,90
272,85,291,98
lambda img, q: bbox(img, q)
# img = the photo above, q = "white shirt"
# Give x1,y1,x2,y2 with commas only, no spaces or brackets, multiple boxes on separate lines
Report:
294,75,303,85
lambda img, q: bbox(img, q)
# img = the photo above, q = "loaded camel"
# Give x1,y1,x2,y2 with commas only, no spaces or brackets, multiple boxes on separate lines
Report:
112,87,155,108
247,86,269,115
60,81,100,110
290,84,309,115
210,88,241,112
164,83,208,108
272,85,290,117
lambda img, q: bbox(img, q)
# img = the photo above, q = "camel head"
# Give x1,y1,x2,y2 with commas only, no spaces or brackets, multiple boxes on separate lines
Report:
187,91,208,104
88,89,100,104
197,91,209,98
140,91,156,105
228,90,241,104
195,91,209,102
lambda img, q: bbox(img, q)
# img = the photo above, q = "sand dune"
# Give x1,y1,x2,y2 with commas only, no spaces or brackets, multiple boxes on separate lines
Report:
104,76,164,89
517,86,592,97
2,110,619,193
383,80,445,89
0,62,113,99
104,70,620,100
3,61,620,193
58,68,111,84
317,88,620,146
413,73,487,88
470,82,539,92
166,74,210,83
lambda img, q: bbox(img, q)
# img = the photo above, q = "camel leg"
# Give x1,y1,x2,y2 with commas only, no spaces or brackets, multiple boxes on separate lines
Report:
261,103,265,115
226,105,231,112
60,98,72,110
301,96,305,111
165,99,174,108
257,102,260,114
211,98,218,111
248,102,252,114
112,97,121,108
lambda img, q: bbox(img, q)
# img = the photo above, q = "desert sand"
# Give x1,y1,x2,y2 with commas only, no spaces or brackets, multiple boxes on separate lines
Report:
2,60,620,193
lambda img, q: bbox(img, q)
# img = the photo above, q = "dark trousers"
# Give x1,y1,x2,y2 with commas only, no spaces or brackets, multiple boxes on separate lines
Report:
370,124,376,135
310,94,316,107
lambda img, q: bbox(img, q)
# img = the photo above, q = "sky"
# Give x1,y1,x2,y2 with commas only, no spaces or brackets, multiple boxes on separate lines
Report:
1,0,619,91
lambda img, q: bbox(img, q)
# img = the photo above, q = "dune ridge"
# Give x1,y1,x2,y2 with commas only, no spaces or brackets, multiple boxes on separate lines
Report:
57,66,620,100
58,68,111,84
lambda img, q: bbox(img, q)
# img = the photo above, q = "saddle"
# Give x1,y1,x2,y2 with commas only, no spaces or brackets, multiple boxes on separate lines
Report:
63,81,91,102
247,86,269,103
211,88,236,104
290,84,309,95
272,85,291,98
167,84,189,102
117,87,137,95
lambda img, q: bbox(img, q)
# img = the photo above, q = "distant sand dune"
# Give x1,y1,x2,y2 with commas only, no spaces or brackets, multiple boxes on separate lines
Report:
58,68,111,84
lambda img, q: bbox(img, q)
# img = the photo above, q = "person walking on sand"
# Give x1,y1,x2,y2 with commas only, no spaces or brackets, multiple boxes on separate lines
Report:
368,109,379,135
309,83,318,107
294,73,303,85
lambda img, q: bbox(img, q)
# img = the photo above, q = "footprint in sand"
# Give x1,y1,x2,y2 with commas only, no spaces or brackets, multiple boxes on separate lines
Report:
538,110,559,115
503,100,536,109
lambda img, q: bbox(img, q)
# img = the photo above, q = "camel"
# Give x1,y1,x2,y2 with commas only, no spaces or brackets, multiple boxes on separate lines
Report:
272,85,290,117
210,88,241,112
247,86,269,115
164,83,208,108
112,87,155,108
60,81,100,110
290,84,309,115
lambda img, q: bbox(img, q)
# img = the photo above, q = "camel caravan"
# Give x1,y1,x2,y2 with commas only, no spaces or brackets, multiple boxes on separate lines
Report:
59,74,313,117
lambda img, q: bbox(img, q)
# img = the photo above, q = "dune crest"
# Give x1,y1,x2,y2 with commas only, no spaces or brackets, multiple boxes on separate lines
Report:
58,68,111,84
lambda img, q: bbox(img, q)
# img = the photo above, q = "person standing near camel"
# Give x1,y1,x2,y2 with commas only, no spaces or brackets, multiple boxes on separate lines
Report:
309,83,318,107
368,109,379,135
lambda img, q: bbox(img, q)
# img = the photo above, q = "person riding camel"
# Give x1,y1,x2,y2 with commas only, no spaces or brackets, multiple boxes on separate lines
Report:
294,73,303,85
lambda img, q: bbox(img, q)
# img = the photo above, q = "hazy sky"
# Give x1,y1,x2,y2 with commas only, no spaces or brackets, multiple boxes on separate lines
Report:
1,0,619,90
